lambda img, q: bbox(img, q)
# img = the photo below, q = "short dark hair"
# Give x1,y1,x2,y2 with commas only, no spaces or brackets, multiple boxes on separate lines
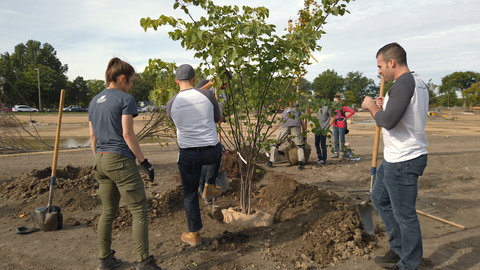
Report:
376,42,407,66
105,57,135,85
196,79,210,89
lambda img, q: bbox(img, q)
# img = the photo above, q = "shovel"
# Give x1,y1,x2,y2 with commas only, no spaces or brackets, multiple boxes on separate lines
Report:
32,89,65,231
357,76,385,235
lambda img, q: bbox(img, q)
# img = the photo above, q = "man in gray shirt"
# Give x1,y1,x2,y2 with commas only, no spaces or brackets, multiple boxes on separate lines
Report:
362,42,428,270
166,64,223,247
314,105,331,164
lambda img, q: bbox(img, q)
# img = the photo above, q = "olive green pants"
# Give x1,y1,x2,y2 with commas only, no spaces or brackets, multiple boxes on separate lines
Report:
94,153,149,261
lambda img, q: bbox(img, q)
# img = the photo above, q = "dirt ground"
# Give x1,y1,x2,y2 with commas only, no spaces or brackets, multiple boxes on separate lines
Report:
0,110,479,270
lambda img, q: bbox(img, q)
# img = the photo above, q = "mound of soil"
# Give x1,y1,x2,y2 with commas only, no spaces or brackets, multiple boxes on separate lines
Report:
88,185,185,231
0,165,101,214
0,164,376,268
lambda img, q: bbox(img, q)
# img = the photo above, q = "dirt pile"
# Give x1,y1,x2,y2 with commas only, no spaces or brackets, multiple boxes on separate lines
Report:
1,164,376,268
0,165,100,213
252,175,375,266
88,185,185,231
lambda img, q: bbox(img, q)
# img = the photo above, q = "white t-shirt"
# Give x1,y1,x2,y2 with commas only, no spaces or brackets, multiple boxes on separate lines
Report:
166,88,220,148
382,73,429,162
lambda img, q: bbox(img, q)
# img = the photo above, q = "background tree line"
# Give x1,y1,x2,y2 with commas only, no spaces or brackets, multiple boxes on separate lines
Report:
1,40,479,110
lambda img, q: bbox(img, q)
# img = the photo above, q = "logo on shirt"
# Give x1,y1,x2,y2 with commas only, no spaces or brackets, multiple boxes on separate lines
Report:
97,95,107,103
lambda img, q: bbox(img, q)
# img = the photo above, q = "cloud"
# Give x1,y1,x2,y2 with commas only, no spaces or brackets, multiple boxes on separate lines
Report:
1,0,478,86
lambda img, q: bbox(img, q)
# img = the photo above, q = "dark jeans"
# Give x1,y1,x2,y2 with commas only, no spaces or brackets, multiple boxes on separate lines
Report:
177,143,222,232
371,154,428,270
314,131,327,162
199,155,222,194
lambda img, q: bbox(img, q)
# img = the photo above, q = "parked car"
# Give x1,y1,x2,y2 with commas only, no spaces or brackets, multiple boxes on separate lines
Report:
12,105,39,112
137,106,149,113
63,105,87,112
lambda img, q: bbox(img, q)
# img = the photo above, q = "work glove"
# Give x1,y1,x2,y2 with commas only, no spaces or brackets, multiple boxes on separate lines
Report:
140,159,155,181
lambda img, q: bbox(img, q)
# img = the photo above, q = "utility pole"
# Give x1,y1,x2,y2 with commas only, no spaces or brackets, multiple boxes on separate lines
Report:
35,68,41,111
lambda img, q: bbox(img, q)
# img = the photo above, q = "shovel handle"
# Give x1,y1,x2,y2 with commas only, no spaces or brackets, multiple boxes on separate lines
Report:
416,210,466,229
51,89,65,178
48,89,65,208
371,76,385,171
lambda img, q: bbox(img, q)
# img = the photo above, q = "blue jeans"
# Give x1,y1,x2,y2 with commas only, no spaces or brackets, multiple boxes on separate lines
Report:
371,154,428,270
314,130,327,162
177,143,222,232
333,126,345,153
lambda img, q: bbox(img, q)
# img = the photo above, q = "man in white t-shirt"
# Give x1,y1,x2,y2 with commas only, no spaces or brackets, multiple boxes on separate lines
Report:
166,64,223,247
362,42,428,270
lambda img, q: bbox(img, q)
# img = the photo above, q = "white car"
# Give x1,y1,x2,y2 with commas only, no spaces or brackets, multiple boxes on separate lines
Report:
12,105,39,112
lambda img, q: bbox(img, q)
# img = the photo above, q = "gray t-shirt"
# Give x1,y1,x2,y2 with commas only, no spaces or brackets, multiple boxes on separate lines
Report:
88,89,138,159
281,107,301,127
316,105,331,130
375,72,415,130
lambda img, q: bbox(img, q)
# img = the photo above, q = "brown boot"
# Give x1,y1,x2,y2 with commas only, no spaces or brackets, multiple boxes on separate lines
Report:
181,231,201,247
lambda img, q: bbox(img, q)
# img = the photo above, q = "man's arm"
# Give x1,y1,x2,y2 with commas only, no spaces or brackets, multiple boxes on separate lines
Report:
89,121,96,156
122,114,145,162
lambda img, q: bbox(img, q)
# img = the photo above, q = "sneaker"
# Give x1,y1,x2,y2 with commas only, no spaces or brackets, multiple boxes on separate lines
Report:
136,255,165,270
332,152,339,158
97,250,122,270
316,159,325,165
266,161,273,167
202,184,222,201
298,161,305,170
181,231,201,247
374,249,399,268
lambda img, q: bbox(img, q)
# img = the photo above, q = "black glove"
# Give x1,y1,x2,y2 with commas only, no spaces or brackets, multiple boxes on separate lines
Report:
140,159,154,181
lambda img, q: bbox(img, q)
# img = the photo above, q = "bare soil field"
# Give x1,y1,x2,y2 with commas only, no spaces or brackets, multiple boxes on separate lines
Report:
0,110,479,270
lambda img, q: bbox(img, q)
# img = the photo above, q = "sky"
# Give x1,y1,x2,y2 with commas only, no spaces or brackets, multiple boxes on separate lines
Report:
1,0,479,88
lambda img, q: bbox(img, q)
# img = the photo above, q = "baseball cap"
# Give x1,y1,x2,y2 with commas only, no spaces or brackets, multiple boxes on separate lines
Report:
175,64,195,80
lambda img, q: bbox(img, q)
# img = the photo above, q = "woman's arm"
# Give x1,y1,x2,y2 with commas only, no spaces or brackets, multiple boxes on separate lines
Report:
343,106,355,119
122,114,145,162
89,121,96,156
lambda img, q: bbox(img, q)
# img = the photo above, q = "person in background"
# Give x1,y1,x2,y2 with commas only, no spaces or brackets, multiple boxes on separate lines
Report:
89,57,164,270
267,101,307,170
331,93,355,159
166,64,223,247
314,103,331,165
362,42,428,270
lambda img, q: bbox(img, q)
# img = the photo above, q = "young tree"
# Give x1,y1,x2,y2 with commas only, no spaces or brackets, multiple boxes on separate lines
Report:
140,0,351,213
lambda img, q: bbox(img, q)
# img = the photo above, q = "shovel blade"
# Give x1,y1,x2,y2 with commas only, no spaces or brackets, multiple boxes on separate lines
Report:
357,202,374,235
216,171,229,193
